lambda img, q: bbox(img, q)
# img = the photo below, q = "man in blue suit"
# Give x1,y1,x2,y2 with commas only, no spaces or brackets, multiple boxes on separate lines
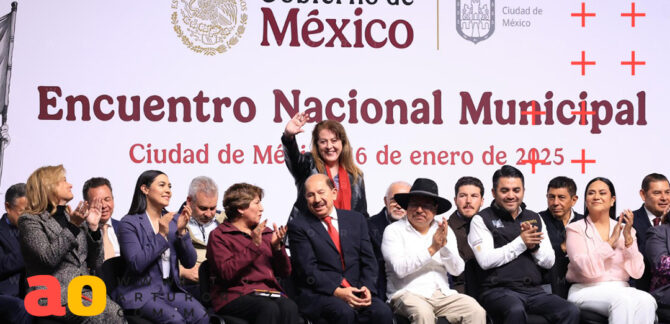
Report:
632,173,670,291
288,174,392,324
83,177,120,260
0,183,31,324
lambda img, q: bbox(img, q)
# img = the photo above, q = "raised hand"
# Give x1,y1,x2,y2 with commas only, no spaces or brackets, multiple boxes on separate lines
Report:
251,219,268,247
520,222,543,249
608,214,624,248
284,112,308,137
70,201,89,227
159,212,174,238
271,223,287,251
177,204,191,236
86,197,103,231
621,209,634,248
429,218,448,255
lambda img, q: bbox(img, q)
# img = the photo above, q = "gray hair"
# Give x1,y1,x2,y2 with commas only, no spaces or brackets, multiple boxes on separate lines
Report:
188,176,218,200
385,181,411,198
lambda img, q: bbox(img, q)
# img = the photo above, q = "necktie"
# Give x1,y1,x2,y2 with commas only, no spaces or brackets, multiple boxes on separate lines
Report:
323,216,350,287
101,223,115,260
654,216,662,227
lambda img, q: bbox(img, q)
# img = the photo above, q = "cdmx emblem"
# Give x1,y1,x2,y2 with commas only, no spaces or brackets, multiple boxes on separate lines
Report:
171,0,248,55
456,0,495,44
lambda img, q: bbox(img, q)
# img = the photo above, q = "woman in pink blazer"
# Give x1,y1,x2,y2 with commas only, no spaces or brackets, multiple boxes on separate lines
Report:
565,177,656,324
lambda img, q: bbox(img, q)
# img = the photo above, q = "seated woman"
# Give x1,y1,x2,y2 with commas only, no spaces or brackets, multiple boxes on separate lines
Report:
566,177,656,324
206,183,299,324
19,165,124,323
282,113,368,219
115,170,208,324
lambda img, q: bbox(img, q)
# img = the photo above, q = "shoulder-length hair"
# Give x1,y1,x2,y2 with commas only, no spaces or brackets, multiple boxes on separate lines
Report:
25,165,68,215
310,120,362,181
128,170,166,215
583,177,617,220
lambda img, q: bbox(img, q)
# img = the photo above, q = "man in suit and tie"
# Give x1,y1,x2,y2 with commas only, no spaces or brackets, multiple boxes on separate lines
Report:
0,183,31,324
368,180,411,300
288,174,392,324
83,177,120,260
633,173,670,291
538,176,584,298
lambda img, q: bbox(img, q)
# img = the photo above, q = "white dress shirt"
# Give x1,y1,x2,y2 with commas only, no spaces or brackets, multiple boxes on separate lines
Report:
104,222,121,257
467,210,555,271
320,207,340,232
148,217,171,279
187,217,219,244
382,216,464,301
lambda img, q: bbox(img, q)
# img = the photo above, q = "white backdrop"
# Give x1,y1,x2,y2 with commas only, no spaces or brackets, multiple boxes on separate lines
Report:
0,0,667,224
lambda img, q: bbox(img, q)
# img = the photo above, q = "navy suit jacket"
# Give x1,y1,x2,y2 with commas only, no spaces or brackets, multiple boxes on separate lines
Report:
633,205,653,291
111,218,120,233
0,214,23,297
367,207,390,299
288,208,378,316
115,212,197,309
645,223,670,305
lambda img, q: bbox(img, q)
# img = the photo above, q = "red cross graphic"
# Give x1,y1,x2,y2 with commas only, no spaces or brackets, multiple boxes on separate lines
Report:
621,51,645,76
571,2,596,27
571,51,596,76
520,101,546,126
621,2,645,27
571,149,596,174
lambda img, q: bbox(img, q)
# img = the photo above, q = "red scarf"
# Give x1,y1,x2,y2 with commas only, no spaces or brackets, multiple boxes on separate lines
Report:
325,166,351,210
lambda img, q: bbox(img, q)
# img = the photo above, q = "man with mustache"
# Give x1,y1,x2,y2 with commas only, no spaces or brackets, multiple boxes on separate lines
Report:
467,165,579,324
288,174,392,324
633,173,670,291
368,181,411,300
538,176,583,298
383,178,486,324
448,176,485,295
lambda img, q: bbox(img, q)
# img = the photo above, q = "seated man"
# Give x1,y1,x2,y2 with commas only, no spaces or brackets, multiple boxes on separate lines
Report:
633,173,670,291
288,174,392,324
468,165,580,324
368,180,411,299
383,178,485,324
448,176,485,294
83,177,119,260
538,176,583,298
0,183,31,324
178,176,225,286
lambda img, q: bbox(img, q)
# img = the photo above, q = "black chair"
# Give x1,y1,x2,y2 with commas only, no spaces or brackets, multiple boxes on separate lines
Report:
198,259,247,324
658,304,670,324
99,256,156,324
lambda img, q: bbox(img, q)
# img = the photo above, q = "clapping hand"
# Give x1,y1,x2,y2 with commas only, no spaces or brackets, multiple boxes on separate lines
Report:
177,204,191,236
520,221,543,249
271,223,287,251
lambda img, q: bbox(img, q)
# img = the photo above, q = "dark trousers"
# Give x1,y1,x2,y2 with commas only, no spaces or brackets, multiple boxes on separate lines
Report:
316,296,392,324
219,294,299,324
136,281,208,324
480,286,580,324
0,295,32,324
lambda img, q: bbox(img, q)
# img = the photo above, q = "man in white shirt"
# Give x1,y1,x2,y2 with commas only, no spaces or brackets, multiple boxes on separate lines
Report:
383,178,485,324
83,177,119,260
467,165,579,324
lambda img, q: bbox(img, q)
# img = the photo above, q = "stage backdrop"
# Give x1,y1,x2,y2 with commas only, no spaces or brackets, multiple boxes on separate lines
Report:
0,0,666,224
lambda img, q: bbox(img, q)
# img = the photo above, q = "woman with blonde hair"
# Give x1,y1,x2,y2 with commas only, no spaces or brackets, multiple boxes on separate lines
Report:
282,113,367,220
19,165,124,323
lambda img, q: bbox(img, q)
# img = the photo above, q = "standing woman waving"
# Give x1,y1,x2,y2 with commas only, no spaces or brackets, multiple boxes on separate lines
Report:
282,113,368,220
115,170,208,324
565,177,656,324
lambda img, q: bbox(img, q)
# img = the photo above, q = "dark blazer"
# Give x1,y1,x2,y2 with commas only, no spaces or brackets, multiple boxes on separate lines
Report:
0,214,24,297
115,212,197,309
367,207,390,299
288,208,378,317
538,209,583,298
282,134,368,221
111,218,120,233
633,205,653,291
645,223,670,305
18,208,103,303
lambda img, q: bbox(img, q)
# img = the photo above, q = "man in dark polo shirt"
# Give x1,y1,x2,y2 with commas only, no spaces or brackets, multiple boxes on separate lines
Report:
448,176,484,294
538,176,584,298
467,165,579,324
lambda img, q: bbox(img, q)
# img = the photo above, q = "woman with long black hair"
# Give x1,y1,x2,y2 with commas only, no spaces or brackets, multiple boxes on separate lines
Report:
115,170,208,324
565,177,656,324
